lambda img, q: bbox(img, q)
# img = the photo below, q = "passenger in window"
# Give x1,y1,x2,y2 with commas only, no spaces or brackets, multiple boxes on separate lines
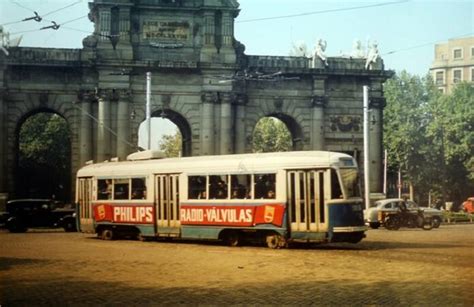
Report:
132,189,144,199
198,191,207,199
216,180,227,199
267,190,275,199
98,179,113,200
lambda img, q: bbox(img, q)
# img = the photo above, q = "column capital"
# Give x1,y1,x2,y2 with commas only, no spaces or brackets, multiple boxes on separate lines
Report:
311,95,328,107
233,93,248,106
220,92,233,104
369,97,386,109
77,89,96,103
201,91,218,104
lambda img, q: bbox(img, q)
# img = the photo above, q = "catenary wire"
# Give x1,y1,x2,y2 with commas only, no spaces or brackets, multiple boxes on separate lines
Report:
236,0,410,23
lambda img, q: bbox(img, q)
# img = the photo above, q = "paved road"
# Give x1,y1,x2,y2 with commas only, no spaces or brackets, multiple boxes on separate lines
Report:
1,225,473,305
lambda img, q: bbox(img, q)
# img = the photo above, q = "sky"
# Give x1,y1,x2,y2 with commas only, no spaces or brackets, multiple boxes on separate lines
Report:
1,0,473,149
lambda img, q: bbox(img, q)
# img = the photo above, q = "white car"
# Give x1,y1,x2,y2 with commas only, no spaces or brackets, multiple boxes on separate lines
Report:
364,198,443,229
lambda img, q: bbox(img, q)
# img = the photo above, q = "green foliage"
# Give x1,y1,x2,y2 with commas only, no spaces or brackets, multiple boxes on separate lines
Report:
252,117,292,153
384,71,474,205
159,130,182,157
18,113,71,200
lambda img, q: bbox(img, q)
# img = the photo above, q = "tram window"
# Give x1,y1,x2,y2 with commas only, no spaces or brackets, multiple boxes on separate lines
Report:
254,174,276,199
231,175,251,199
209,175,228,199
98,179,112,200
114,178,129,200
131,178,146,199
188,176,207,199
331,170,343,199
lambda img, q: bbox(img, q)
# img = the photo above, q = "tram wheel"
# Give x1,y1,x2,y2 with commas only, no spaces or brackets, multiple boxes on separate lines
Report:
101,229,114,240
224,231,241,247
266,234,286,249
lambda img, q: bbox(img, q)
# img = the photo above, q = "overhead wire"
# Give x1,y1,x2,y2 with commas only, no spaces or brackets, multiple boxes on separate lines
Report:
236,0,410,23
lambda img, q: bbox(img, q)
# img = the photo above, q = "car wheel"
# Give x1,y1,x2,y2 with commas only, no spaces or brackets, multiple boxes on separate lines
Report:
385,216,400,230
6,219,27,233
432,217,441,228
422,219,433,230
369,222,380,229
63,220,76,232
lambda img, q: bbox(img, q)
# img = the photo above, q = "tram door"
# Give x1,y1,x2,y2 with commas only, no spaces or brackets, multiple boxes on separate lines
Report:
287,170,328,233
77,177,94,233
154,174,180,237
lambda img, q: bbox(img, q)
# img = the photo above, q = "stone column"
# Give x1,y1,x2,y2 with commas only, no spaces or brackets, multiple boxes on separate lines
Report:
311,77,327,150
200,11,217,62
79,92,93,166
220,11,236,63
311,96,326,150
369,97,385,193
96,91,112,162
116,90,130,160
201,92,216,156
220,93,233,154
0,90,6,194
234,94,248,154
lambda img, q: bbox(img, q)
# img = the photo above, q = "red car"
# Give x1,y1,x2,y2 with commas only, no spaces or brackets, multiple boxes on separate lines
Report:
462,197,474,214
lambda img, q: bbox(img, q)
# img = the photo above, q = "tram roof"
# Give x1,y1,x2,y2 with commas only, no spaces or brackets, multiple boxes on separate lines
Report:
77,151,355,177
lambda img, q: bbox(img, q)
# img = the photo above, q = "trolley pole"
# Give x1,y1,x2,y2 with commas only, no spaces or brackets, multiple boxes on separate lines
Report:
146,72,152,150
363,85,370,211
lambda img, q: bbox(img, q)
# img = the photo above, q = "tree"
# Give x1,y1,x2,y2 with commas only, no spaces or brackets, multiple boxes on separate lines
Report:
159,130,182,157
384,71,474,206
425,82,474,205
18,113,71,200
252,117,292,153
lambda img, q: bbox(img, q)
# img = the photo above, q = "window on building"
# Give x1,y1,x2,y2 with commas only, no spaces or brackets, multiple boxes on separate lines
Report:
453,69,462,83
435,71,444,85
470,67,474,82
453,48,463,59
471,47,474,57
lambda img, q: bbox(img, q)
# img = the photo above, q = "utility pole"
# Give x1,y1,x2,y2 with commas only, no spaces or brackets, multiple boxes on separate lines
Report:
146,72,152,150
363,85,370,210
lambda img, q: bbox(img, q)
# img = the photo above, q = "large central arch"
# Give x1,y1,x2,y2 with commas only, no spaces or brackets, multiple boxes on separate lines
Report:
150,109,192,157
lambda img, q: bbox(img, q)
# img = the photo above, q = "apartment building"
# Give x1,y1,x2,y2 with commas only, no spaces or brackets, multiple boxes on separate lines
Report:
430,37,474,93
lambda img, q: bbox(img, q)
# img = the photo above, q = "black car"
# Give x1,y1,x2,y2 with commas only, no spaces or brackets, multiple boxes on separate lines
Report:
4,199,76,233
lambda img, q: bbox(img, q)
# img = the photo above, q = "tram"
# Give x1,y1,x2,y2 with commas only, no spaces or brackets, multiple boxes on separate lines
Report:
76,150,366,248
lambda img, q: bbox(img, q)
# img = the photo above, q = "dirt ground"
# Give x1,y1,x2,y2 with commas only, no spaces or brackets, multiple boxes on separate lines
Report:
0,224,473,305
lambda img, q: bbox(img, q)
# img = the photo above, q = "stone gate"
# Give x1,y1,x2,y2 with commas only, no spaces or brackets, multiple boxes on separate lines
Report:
0,0,393,202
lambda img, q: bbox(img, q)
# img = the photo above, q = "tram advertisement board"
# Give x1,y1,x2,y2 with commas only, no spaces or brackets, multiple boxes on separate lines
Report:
180,204,285,227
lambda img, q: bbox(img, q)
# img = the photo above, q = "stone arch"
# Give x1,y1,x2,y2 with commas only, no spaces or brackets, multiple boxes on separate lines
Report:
250,112,304,151
150,109,192,157
12,107,72,200
267,112,304,150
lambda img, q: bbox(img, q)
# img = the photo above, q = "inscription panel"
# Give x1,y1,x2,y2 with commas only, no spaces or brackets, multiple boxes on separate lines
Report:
143,20,190,41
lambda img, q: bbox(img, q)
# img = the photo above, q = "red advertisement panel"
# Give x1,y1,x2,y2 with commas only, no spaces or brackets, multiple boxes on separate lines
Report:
180,204,285,227
94,204,154,224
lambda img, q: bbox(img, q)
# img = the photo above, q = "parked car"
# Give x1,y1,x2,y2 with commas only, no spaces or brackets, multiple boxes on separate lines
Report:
4,199,76,233
364,198,443,229
461,197,474,214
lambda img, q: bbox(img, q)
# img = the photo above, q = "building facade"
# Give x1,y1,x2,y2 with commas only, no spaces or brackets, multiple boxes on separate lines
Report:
0,0,393,203
430,36,474,93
